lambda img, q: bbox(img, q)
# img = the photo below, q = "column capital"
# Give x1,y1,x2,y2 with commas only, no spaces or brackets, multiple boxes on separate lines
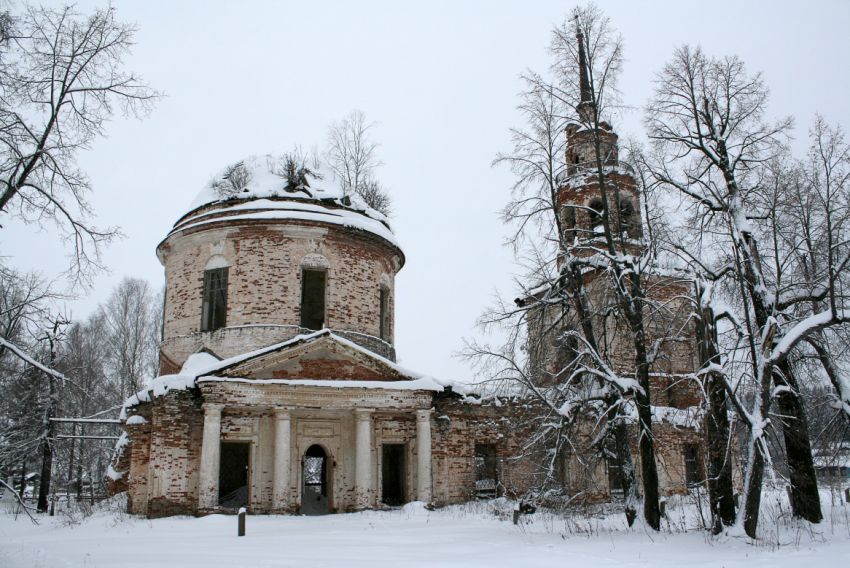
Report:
202,402,224,416
416,408,433,422
354,408,374,421
273,407,292,420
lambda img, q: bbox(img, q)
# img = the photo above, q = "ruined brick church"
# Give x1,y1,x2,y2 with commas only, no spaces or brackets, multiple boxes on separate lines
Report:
111,47,706,517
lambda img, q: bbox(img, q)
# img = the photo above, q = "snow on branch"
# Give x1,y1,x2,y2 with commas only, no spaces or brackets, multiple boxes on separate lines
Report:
0,478,39,524
0,335,73,384
770,309,850,363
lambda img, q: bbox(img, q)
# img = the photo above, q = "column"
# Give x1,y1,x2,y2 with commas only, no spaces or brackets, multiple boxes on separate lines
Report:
354,408,374,509
198,403,224,510
272,407,292,512
416,408,433,503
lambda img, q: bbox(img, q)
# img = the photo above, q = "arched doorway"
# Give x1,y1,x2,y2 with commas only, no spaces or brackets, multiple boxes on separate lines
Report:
302,445,330,515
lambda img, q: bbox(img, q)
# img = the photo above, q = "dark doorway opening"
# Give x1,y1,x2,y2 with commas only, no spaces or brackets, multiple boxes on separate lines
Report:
382,444,406,506
218,442,249,508
302,445,329,515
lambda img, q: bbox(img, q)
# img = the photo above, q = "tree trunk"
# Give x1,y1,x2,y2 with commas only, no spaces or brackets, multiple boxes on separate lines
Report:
635,385,661,529
774,361,822,523
627,274,661,530
742,436,766,538
18,459,26,498
694,286,736,532
705,373,736,531
67,423,77,496
740,363,775,539
612,416,638,526
36,376,56,513
36,434,53,513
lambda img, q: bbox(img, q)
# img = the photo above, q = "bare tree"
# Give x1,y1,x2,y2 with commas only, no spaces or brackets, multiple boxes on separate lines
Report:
325,110,392,215
645,45,849,537
547,7,667,530
0,4,158,286
0,263,75,512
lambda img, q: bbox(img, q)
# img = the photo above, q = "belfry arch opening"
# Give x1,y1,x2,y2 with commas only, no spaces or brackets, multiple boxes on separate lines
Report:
587,198,604,234
302,444,331,515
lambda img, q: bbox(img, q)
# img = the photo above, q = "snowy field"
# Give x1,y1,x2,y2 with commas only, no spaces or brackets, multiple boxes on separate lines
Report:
1,495,849,568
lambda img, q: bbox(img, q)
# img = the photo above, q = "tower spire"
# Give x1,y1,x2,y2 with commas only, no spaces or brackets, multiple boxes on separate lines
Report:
575,15,594,121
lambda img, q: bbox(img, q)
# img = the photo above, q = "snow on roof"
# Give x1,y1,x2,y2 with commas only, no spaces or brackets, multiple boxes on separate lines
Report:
180,351,221,375
188,155,341,209
202,329,426,380
171,154,400,250
120,330,458,413
197,376,446,391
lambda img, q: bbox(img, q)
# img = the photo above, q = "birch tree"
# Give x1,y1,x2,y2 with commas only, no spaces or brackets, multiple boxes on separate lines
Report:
325,110,392,215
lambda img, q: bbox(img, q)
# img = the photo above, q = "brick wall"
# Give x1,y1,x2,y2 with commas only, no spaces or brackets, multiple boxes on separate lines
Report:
124,389,203,517
158,216,402,368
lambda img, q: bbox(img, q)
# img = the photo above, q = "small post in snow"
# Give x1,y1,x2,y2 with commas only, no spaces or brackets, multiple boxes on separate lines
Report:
844,488,849,504
238,507,246,537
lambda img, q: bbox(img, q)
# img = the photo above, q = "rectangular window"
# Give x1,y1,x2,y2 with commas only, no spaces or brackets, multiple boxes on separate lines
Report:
201,267,228,332
474,444,498,499
684,444,703,486
379,288,390,340
300,269,326,330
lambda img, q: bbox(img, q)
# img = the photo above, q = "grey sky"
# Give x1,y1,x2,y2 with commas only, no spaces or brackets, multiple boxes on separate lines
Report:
5,0,849,381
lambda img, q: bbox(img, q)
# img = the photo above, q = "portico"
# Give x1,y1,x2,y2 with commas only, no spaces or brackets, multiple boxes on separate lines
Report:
190,333,438,514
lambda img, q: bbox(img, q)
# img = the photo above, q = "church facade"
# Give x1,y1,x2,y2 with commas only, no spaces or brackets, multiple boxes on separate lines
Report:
110,157,543,516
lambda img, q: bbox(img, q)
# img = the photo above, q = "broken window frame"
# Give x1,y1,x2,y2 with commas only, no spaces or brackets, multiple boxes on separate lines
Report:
201,267,228,332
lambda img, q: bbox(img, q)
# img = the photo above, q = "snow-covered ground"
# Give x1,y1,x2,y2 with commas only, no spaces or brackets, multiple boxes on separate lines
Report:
1,495,849,567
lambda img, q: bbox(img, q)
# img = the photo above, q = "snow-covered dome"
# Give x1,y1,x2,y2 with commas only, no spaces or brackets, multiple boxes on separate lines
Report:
167,154,399,250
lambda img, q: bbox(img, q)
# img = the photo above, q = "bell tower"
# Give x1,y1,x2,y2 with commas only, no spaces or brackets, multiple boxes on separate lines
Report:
557,27,642,253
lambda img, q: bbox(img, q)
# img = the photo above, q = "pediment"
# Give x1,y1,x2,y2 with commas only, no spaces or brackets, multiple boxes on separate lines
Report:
212,333,412,382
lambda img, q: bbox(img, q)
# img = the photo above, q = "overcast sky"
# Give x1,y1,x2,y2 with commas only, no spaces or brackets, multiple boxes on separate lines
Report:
5,0,850,382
